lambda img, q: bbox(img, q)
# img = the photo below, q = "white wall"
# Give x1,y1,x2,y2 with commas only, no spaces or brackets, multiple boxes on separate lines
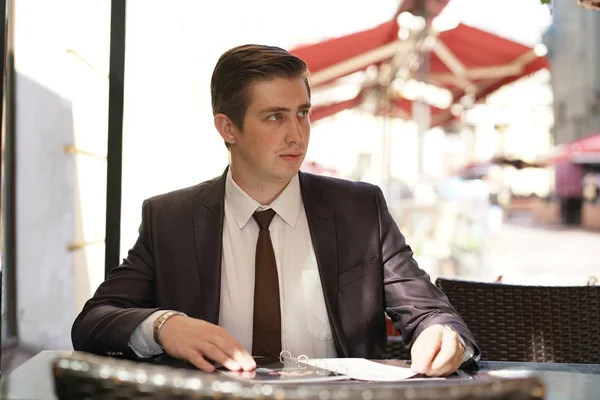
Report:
14,0,110,350
15,74,76,350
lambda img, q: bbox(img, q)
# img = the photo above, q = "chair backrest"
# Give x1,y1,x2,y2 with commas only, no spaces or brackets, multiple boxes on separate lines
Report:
386,336,412,360
435,278,600,363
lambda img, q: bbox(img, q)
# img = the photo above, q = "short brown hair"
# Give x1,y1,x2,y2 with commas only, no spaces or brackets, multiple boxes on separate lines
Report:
211,44,310,134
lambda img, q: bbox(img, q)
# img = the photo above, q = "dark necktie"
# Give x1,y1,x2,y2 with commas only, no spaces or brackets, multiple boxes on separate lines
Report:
252,209,281,360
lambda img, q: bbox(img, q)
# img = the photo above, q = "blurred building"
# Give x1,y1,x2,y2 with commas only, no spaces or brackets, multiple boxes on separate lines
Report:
544,1,600,145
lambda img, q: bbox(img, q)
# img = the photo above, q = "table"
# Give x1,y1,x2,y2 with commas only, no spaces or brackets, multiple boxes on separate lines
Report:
1,351,599,399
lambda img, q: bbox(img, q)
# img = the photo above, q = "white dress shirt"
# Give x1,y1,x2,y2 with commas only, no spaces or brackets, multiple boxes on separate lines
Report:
128,171,338,359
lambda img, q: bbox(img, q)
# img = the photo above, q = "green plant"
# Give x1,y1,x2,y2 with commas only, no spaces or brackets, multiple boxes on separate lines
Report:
540,0,552,12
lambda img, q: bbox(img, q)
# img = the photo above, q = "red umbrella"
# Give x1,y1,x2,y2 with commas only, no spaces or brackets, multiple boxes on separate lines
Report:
292,20,399,87
310,95,363,122
292,0,450,87
432,24,549,105
292,13,549,125
570,133,600,153
551,133,600,164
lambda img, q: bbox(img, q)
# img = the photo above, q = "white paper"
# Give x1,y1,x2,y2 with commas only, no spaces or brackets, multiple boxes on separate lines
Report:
300,358,419,382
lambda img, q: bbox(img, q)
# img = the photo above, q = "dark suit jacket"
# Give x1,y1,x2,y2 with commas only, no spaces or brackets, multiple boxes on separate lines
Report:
72,168,479,361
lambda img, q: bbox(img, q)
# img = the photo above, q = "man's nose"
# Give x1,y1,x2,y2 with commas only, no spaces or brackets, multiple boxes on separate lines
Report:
286,118,304,144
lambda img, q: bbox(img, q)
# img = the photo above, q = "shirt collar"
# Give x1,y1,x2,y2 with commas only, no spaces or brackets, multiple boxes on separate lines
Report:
225,169,302,229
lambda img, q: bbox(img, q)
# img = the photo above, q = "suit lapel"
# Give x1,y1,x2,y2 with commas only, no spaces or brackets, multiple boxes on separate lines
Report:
299,172,349,357
193,168,227,325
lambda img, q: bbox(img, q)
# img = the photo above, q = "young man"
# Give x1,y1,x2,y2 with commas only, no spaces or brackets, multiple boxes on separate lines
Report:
72,44,479,377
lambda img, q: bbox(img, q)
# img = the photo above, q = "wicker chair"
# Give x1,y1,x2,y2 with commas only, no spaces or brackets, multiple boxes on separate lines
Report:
435,278,600,363
386,336,412,360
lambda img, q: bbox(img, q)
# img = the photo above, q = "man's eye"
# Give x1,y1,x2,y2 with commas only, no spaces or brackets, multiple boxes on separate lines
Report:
267,114,282,121
298,110,309,118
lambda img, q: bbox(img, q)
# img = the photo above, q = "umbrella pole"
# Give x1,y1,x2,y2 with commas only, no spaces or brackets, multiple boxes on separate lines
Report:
412,2,432,183
413,99,431,180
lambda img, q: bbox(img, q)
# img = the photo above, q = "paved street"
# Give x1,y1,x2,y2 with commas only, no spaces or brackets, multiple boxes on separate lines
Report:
459,213,600,286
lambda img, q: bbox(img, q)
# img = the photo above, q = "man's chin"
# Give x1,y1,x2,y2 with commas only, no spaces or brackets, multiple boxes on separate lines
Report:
271,168,300,182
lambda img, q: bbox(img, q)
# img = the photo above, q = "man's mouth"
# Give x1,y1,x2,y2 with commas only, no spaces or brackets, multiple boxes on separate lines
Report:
280,154,302,161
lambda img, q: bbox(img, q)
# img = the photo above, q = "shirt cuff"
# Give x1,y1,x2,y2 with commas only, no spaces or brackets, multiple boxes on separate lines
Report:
127,310,168,358
458,334,475,363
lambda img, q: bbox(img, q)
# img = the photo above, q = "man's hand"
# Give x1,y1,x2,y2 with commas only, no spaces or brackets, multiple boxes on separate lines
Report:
159,315,256,373
410,324,465,377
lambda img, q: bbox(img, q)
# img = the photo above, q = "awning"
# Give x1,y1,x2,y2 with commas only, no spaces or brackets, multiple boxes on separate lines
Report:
571,133,600,153
292,20,400,87
551,133,600,164
291,16,549,125
292,0,450,87
433,24,550,104
310,93,454,125
310,95,363,122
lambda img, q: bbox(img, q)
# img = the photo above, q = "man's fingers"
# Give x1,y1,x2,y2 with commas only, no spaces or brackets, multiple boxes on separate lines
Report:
188,352,215,373
428,330,464,376
428,351,461,377
411,330,442,374
198,342,241,371
212,331,256,371
229,345,256,371
430,331,458,372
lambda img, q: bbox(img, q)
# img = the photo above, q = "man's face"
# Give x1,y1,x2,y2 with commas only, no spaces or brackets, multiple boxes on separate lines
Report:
229,76,311,185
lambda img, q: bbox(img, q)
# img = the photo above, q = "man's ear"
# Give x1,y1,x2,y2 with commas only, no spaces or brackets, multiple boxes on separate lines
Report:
214,113,237,146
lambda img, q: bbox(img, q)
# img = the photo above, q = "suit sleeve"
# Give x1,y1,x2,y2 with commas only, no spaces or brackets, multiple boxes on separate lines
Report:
375,186,480,361
71,199,167,355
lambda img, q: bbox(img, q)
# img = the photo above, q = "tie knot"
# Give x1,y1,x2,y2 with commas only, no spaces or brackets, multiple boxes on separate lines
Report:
253,209,276,230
